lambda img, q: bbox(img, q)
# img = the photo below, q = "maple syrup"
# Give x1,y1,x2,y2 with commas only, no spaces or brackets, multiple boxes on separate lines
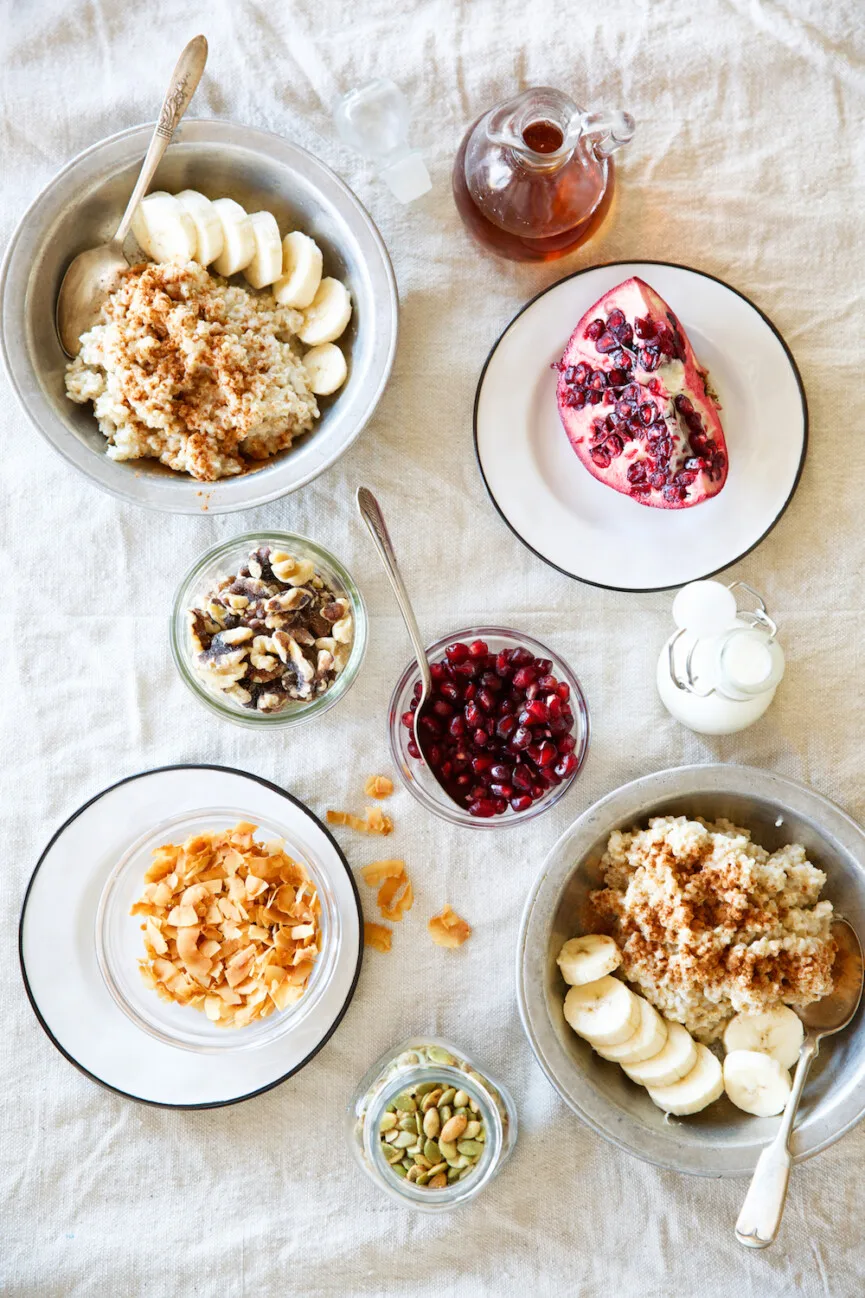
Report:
452,88,633,263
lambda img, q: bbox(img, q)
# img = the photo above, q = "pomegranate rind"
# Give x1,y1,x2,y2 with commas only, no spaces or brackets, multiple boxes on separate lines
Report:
556,277,728,510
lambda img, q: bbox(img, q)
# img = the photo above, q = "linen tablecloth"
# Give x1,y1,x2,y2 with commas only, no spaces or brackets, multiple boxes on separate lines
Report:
3,1,865,1293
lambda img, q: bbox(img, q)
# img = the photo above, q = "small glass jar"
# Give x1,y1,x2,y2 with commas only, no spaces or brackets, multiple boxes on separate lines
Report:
348,1038,517,1211
387,626,590,828
170,531,367,728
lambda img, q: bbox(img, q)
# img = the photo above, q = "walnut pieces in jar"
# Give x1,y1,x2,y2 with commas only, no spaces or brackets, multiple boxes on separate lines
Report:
187,546,354,714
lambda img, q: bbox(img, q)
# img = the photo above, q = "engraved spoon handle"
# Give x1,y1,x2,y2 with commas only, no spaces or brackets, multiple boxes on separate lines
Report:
356,487,432,695
113,34,208,245
735,1036,818,1249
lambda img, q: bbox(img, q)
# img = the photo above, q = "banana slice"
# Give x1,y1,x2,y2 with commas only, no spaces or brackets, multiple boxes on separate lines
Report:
724,1050,792,1116
723,1006,804,1070
273,231,323,309
174,190,224,266
647,1043,724,1115
557,934,622,986
211,198,255,277
243,211,283,289
597,996,668,1064
297,277,352,345
623,1021,697,1087
131,191,197,263
303,343,347,395
563,976,641,1048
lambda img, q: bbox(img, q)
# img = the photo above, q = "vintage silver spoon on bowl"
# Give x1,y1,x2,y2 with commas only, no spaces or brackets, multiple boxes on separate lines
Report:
735,917,864,1249
56,34,208,358
356,486,438,781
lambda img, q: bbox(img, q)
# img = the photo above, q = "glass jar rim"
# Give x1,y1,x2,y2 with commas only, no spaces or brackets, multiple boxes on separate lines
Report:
362,1062,507,1205
387,624,590,828
170,530,368,728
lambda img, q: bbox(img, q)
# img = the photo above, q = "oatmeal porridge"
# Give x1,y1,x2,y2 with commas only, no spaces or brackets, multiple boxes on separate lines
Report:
590,816,835,1042
64,261,319,482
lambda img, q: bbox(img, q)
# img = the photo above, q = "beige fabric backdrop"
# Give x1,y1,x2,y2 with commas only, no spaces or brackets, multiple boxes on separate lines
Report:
2,0,864,1293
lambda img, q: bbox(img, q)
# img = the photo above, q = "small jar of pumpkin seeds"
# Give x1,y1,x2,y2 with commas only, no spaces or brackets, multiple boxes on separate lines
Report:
347,1038,517,1211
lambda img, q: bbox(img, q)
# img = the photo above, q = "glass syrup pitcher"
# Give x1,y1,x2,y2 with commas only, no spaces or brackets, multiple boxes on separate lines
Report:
452,86,635,262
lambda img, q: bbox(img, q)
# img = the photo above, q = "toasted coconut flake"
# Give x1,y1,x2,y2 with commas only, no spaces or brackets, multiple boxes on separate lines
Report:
364,775,394,799
381,878,414,922
364,922,393,953
361,859,406,886
131,823,321,1029
428,905,472,948
365,806,393,835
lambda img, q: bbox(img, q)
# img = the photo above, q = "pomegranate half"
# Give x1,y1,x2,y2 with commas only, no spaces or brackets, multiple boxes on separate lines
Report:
555,277,728,509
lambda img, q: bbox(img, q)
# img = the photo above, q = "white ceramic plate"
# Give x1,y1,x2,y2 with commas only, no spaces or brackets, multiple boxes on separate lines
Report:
19,765,363,1107
474,261,808,592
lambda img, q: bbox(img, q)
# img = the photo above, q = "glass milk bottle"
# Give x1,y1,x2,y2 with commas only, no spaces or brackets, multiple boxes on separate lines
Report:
657,581,785,736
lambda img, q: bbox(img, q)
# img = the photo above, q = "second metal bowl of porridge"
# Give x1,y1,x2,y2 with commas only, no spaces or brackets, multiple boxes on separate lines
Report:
517,764,865,1177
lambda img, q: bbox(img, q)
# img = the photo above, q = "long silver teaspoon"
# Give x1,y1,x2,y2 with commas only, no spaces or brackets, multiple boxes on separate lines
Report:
356,486,434,770
56,34,208,357
735,918,864,1249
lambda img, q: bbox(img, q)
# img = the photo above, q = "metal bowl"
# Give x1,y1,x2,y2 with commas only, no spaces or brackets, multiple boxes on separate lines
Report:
0,119,398,513
517,764,865,1177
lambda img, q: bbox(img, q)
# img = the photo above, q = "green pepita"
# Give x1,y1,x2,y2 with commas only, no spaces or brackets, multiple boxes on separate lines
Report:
454,1090,469,1108
439,1105,452,1122
423,1108,440,1139
464,1121,481,1139
447,1166,460,1182
414,1081,439,1097
416,1171,431,1186
380,1113,397,1133
438,1138,457,1161
438,1088,456,1107
393,1131,415,1149
398,1115,416,1132
457,1139,484,1157
424,1138,441,1164
394,1092,417,1113
383,1144,404,1164
392,1163,408,1178
426,1047,456,1065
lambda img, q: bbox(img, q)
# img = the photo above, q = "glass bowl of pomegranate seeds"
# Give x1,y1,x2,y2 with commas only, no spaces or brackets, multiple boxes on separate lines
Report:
387,628,589,828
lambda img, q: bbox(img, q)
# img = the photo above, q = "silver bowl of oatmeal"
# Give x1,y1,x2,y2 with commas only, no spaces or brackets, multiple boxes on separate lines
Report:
517,765,865,1176
0,119,397,512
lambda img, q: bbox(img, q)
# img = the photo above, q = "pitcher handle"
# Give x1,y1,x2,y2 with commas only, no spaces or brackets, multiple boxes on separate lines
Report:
580,109,635,159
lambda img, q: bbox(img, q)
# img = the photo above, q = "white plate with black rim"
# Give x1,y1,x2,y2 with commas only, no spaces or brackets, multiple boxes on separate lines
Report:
19,765,363,1108
474,261,808,593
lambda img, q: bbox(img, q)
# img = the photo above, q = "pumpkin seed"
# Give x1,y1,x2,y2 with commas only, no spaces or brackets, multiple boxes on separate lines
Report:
393,1131,415,1149
447,1166,460,1182
440,1113,468,1144
380,1113,397,1133
383,1144,404,1164
413,1154,432,1171
459,1166,475,1181
398,1116,416,1132
392,1163,408,1178
384,1130,399,1144
457,1139,484,1157
406,1165,421,1183
438,1138,457,1161
438,1088,456,1108
439,1105,452,1122
464,1121,481,1139
394,1092,417,1113
421,1089,443,1112
402,1157,414,1171
423,1108,440,1139
426,1047,456,1065
453,1090,469,1108
416,1171,431,1186
415,1114,423,1136
414,1081,439,1097
428,1172,448,1188
427,1161,448,1176
424,1138,441,1164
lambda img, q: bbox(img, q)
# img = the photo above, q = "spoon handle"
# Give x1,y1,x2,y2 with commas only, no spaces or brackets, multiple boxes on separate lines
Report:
114,35,208,245
735,1036,818,1248
356,487,432,695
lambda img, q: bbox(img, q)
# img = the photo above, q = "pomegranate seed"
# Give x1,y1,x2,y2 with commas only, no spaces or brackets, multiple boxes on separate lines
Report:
532,782,546,799
401,710,415,729
588,370,607,390
595,331,618,353
454,659,477,678
477,687,495,713
481,671,502,692
495,650,512,677
430,662,447,682
446,642,469,663
573,362,591,385
607,367,627,388
440,680,461,702
432,699,453,719
639,348,660,371
588,391,603,405
452,751,469,772
468,639,489,658
412,681,422,699
468,798,498,818
493,798,508,815
557,682,570,701
512,666,537,689
634,315,657,339
471,754,494,774
532,741,557,768
490,782,514,800
614,322,634,345
584,318,605,340
449,715,466,738
512,764,533,791
525,682,543,701
557,733,576,754
473,728,489,748
511,647,534,667
427,744,442,766
510,795,533,813
419,713,440,735
537,674,558,690
674,394,694,415
456,773,471,789
463,682,476,701
607,307,625,329
554,753,579,779
535,659,552,673
464,702,483,728
591,447,611,468
440,760,453,780
546,695,563,721
510,726,532,751
407,739,420,758
490,763,512,781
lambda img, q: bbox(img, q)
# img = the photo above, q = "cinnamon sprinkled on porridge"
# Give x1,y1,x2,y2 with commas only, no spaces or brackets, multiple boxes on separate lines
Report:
590,816,835,1042
64,261,318,481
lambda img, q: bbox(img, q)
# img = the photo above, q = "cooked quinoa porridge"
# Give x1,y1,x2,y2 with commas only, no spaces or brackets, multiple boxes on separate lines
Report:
590,816,836,1042
64,261,319,482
